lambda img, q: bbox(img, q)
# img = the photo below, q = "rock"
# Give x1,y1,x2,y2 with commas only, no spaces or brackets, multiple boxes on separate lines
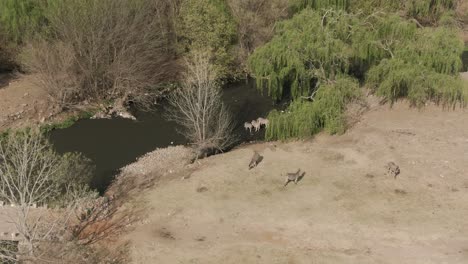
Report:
23,93,29,97
91,112,111,119
116,111,136,120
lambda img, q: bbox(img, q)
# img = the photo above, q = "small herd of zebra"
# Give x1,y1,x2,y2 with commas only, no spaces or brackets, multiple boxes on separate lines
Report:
244,117,269,133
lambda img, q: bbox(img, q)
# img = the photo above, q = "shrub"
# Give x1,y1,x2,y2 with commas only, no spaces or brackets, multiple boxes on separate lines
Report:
166,51,236,152
265,76,361,140
367,27,465,108
20,0,177,109
227,0,290,72
177,0,237,79
0,0,46,44
248,9,357,100
290,0,351,12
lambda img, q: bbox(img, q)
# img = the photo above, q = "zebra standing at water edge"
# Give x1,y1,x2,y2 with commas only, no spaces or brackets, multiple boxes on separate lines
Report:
257,117,269,128
244,122,253,133
251,119,261,132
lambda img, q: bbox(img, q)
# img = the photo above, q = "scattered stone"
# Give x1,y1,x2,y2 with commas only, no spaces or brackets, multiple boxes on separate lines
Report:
394,189,407,195
158,228,175,240
119,146,194,176
196,186,208,193
116,111,136,120
195,236,206,242
385,162,400,178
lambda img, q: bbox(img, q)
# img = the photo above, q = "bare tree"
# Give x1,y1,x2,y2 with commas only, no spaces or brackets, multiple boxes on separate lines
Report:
227,0,290,71
20,0,179,110
167,51,236,154
0,129,96,261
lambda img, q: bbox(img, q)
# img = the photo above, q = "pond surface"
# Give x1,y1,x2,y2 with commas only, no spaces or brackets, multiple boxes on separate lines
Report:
50,81,277,192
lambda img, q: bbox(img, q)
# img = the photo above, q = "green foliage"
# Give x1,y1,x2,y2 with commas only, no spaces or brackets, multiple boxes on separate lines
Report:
367,59,466,108
0,0,46,44
291,0,350,11
404,0,456,23
367,27,465,108
351,14,417,65
265,76,361,140
248,9,356,100
0,129,95,207
40,111,96,133
250,5,465,140
177,0,237,79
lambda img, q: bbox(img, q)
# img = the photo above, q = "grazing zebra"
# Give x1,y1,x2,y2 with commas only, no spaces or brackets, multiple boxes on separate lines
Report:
284,169,301,187
244,122,253,133
257,117,269,128
251,120,261,132
249,151,262,169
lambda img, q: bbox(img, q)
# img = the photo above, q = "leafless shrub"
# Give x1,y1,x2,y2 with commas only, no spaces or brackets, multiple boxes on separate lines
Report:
0,129,97,261
227,0,290,71
166,51,237,154
20,0,179,110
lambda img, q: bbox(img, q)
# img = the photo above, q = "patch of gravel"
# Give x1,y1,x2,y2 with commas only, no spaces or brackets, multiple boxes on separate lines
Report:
120,145,195,176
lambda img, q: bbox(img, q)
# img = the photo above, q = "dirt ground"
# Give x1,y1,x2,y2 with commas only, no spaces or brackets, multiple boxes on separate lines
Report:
118,97,468,264
0,73,55,131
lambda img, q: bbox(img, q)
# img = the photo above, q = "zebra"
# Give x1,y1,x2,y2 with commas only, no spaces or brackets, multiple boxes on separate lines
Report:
284,169,302,187
251,119,261,132
249,151,263,169
244,122,253,133
257,117,269,128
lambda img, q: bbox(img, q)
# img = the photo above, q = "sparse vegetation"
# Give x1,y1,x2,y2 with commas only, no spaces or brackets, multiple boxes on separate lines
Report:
20,0,177,109
0,129,98,261
166,51,236,154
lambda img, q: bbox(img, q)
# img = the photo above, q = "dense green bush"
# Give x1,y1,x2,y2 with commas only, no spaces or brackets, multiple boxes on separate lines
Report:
248,9,356,100
265,76,361,140
249,6,466,140
367,26,465,108
0,0,47,69
177,0,237,79
0,0,46,44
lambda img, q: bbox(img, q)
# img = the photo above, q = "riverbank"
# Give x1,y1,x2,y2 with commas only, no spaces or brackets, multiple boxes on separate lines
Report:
106,99,468,264
0,73,97,133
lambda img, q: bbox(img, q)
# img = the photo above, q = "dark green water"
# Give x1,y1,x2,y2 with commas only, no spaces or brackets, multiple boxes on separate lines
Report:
50,81,277,192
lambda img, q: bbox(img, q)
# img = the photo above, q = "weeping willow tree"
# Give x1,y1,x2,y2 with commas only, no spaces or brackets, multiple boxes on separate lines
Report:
265,76,361,140
249,5,466,140
368,59,467,108
404,0,457,24
351,14,417,66
367,26,465,108
248,9,357,100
